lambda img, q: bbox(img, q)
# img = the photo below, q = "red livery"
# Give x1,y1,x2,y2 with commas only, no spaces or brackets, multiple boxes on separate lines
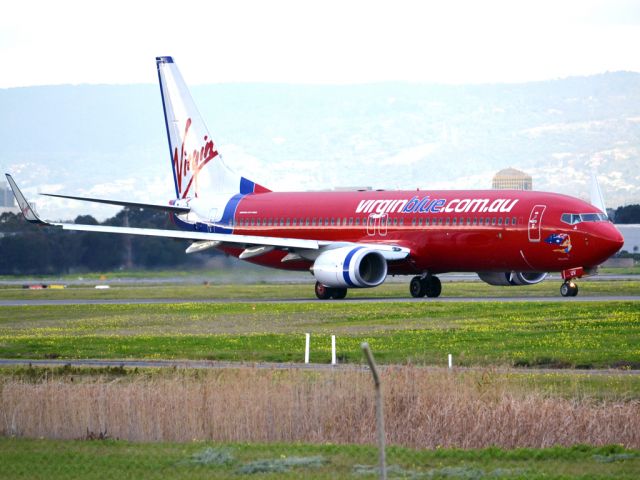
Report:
5,57,624,299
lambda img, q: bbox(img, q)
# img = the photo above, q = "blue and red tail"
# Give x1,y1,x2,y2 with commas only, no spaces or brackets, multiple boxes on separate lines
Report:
156,56,270,200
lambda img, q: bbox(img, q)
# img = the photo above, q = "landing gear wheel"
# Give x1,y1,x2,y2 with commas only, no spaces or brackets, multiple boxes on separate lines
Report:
410,276,427,298
425,276,442,298
560,281,579,297
315,282,331,300
332,288,348,300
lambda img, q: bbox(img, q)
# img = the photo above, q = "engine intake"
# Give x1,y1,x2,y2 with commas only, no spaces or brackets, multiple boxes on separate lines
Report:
312,246,387,288
477,271,547,286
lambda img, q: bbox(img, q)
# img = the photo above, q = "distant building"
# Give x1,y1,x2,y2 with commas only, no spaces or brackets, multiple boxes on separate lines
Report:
0,187,19,215
492,168,532,190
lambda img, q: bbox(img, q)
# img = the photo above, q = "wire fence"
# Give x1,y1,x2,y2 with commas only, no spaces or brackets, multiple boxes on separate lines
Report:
1,359,640,479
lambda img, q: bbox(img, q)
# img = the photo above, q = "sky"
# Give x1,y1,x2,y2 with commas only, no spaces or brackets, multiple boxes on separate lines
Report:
2,0,640,88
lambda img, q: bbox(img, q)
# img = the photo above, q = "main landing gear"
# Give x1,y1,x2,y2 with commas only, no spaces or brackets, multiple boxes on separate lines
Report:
315,281,347,300
409,275,442,298
560,280,579,297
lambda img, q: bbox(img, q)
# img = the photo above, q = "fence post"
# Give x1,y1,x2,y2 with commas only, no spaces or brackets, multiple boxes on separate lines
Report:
331,335,336,365
448,353,453,369
305,333,310,364
361,342,386,480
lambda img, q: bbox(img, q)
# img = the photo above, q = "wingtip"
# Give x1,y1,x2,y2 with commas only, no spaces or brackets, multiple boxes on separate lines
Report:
4,174,46,224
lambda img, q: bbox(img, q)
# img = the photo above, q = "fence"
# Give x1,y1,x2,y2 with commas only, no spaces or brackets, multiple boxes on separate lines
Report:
1,360,639,479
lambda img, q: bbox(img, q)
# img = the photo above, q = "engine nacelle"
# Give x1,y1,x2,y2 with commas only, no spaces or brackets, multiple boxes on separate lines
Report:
312,246,387,288
477,271,547,286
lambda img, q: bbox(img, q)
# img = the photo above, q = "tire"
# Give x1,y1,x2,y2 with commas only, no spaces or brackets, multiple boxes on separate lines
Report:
425,276,442,298
410,276,427,298
560,282,574,297
332,288,348,299
315,282,331,300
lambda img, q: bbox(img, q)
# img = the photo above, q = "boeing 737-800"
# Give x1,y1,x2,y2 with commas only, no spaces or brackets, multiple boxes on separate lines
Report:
6,56,624,299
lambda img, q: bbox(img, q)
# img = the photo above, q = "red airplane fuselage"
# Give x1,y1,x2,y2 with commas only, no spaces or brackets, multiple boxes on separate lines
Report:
210,189,623,275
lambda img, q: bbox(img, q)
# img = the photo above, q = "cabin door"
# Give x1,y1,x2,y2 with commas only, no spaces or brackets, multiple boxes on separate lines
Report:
528,205,546,242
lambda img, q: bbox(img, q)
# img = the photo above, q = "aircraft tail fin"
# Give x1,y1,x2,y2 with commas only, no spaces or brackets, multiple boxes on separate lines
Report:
156,56,270,199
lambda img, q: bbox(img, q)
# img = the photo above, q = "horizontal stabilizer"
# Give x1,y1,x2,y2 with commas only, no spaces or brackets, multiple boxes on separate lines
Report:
41,193,190,215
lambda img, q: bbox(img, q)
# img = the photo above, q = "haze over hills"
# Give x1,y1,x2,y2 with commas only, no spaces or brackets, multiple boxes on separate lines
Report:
1,72,639,220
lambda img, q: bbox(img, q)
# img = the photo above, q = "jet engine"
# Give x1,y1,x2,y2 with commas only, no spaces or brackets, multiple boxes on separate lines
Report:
477,271,547,286
312,246,387,288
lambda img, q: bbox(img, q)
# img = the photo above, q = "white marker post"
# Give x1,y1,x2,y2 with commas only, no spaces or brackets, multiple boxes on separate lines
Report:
331,335,336,365
448,353,453,369
305,333,310,364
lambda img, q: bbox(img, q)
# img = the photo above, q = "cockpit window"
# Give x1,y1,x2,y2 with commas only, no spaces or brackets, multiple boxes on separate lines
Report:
561,213,608,225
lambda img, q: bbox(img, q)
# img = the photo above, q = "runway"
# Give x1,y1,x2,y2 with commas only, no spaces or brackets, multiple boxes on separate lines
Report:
1,295,639,306
1,357,637,376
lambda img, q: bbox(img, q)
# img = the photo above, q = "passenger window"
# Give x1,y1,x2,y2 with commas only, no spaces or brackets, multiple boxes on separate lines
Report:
512,217,517,225
412,218,417,226
452,218,457,225
348,218,353,225
505,217,510,225
491,218,496,225
498,218,502,225
473,217,478,225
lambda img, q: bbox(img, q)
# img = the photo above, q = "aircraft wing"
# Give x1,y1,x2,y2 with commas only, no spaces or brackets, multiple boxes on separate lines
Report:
5,174,409,260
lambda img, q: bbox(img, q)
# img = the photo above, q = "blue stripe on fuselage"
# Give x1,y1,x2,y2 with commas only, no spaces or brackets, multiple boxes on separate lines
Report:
171,192,248,235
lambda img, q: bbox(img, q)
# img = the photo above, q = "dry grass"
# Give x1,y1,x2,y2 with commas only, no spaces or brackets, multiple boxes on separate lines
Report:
1,367,639,448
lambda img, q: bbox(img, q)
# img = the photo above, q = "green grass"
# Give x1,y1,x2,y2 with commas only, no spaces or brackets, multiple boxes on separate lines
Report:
0,279,639,300
1,301,638,369
0,438,638,479
600,265,640,275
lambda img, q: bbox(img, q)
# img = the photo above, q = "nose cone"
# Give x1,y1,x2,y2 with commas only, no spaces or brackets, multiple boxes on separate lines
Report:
600,223,625,259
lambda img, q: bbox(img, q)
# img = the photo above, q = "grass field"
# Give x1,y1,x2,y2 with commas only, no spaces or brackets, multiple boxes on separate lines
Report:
1,439,638,479
2,281,639,477
1,279,639,300
1,300,638,368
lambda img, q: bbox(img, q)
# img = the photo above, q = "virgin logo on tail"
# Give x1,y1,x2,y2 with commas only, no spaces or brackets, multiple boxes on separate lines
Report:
174,118,219,198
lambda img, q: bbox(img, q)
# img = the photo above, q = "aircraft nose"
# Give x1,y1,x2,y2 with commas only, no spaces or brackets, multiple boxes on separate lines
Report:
604,224,625,256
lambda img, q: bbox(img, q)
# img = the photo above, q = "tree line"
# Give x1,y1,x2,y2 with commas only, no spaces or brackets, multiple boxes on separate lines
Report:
0,208,207,275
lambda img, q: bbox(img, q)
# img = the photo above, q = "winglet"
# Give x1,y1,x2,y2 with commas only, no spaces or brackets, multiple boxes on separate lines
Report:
4,174,46,224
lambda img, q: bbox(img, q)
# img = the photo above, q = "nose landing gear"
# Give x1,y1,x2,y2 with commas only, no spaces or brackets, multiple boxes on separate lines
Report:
560,267,584,297
560,280,579,297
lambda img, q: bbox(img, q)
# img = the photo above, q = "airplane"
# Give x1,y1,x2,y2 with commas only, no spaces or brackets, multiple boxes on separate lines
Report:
5,56,624,299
